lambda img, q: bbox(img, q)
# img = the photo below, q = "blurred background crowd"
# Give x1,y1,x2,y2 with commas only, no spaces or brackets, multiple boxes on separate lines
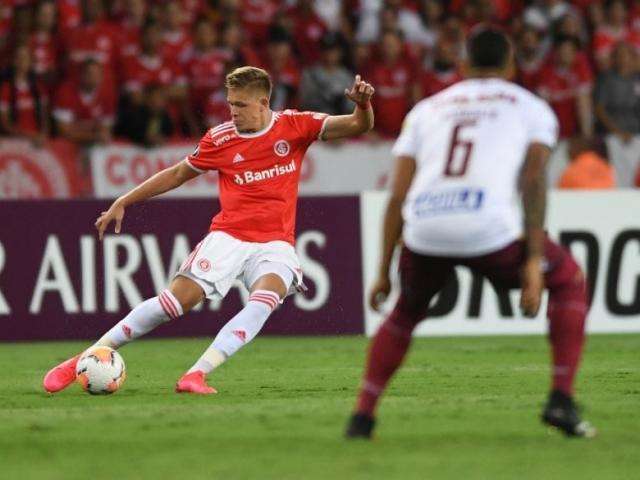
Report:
1,0,640,188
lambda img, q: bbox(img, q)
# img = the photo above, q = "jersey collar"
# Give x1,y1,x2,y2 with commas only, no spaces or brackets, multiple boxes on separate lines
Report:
235,111,276,138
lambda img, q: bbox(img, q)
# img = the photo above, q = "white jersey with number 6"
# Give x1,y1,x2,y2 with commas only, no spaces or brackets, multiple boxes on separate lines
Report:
393,78,559,257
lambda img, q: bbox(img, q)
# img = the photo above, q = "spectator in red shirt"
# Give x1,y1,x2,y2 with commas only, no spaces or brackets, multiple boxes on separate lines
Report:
262,26,301,111
182,18,226,110
29,0,59,86
116,0,147,61
61,0,119,93
515,26,547,92
419,39,463,99
122,21,186,106
368,29,418,137
592,0,635,71
537,35,594,139
0,43,49,145
53,58,115,145
160,0,193,65
122,20,194,136
58,0,82,33
284,0,328,67
219,21,261,67
240,0,279,46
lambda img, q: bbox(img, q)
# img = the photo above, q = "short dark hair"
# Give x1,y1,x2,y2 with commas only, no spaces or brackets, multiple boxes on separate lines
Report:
467,28,510,69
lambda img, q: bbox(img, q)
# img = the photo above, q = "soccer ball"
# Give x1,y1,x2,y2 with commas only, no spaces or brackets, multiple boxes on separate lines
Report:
75,346,126,395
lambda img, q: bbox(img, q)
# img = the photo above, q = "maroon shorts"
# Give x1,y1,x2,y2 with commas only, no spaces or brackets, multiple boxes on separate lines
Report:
396,237,582,316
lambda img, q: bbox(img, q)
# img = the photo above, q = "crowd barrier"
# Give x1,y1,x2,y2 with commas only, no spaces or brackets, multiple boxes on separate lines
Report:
4,135,639,199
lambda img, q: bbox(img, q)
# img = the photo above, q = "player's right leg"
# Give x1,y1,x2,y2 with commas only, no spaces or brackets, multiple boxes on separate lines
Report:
466,238,595,437
346,247,454,439
42,275,204,393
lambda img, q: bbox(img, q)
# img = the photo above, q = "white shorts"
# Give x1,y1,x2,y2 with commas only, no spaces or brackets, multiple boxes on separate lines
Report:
175,231,304,300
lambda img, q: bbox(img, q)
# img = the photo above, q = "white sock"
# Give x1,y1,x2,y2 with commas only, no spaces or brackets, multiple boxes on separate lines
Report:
95,289,183,348
187,290,279,374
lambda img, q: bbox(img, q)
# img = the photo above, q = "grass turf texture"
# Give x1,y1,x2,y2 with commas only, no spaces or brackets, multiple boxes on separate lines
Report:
1,335,638,480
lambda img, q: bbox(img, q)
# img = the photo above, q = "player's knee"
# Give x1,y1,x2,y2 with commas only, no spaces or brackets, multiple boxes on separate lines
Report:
168,276,205,316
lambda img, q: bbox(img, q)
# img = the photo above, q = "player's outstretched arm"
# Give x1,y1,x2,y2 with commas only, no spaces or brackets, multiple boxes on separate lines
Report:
519,142,551,317
369,155,416,312
321,75,375,141
95,160,201,240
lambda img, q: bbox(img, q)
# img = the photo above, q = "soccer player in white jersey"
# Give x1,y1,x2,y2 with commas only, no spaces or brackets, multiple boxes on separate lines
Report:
43,66,375,394
346,29,595,439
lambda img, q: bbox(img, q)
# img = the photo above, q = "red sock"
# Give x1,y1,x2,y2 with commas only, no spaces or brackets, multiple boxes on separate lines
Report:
355,310,416,416
547,279,587,396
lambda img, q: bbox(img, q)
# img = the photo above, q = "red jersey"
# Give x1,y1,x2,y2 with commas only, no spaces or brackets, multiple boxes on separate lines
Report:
185,110,328,244
162,30,192,64
123,54,185,92
537,54,593,138
420,69,462,98
53,81,116,125
368,60,416,137
58,0,81,32
182,48,227,105
30,32,59,76
0,80,42,134
241,0,279,44
285,7,328,66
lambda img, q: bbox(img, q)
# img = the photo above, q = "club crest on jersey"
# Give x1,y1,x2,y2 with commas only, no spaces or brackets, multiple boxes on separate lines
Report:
198,258,211,272
274,140,290,157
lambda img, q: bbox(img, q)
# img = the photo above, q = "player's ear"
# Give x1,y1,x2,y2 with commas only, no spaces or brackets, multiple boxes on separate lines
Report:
259,96,270,109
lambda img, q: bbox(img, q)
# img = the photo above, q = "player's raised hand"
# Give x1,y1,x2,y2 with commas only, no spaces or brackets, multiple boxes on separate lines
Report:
520,257,544,318
369,275,391,312
95,201,125,240
345,74,375,107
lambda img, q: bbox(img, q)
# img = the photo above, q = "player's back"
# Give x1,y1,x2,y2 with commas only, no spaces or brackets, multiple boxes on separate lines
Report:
394,77,558,257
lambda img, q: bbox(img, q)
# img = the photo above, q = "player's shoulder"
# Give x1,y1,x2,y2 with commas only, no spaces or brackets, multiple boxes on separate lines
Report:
203,120,238,147
279,109,327,121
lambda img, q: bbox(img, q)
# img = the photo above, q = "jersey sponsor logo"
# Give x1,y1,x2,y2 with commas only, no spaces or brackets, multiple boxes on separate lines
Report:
233,159,296,185
412,187,484,217
213,133,235,146
274,140,290,157
232,153,245,163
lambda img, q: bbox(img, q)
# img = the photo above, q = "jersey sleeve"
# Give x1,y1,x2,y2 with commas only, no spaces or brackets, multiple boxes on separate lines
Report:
287,110,329,144
391,107,419,157
525,98,559,148
184,133,223,173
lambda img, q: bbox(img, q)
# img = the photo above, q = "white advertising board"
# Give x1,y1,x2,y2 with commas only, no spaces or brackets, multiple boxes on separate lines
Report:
361,191,640,336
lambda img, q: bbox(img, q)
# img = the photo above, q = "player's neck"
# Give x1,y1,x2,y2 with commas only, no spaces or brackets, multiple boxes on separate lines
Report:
239,110,273,134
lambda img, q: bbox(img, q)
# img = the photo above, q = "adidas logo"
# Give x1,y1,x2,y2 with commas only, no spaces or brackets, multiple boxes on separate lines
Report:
232,330,247,342
233,153,245,164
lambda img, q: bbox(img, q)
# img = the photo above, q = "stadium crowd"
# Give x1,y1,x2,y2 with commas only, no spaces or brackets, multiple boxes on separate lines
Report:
0,0,639,187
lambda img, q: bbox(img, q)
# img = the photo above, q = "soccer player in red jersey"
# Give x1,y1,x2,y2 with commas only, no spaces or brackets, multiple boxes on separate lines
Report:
43,66,375,395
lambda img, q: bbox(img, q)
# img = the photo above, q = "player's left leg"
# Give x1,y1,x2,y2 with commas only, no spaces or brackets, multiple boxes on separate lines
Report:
346,247,454,439
467,238,594,437
176,263,292,394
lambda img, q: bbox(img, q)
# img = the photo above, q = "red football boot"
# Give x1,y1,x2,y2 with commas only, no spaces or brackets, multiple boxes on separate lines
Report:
43,354,80,393
175,371,217,394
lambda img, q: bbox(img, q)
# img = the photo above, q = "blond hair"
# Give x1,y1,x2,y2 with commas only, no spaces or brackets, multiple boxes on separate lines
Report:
225,66,272,97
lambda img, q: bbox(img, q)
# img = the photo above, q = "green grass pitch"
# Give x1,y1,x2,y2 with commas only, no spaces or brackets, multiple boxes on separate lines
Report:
1,334,638,480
